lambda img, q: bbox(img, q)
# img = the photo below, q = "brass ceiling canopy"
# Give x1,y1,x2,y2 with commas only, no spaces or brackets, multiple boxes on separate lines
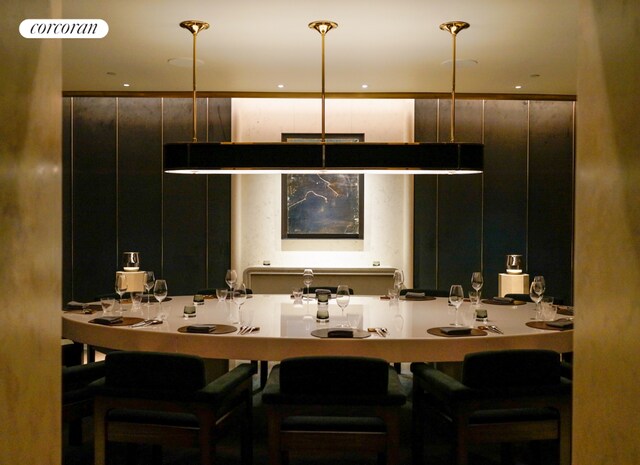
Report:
180,20,209,142
163,20,483,175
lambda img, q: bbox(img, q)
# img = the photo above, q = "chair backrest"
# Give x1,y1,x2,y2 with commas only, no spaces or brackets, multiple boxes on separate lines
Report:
104,351,206,392
400,288,450,298
308,286,355,295
462,349,561,389
196,288,253,295
280,356,388,396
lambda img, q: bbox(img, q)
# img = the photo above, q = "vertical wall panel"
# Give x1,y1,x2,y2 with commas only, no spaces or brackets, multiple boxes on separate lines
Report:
437,100,483,290
162,98,208,294
413,100,439,288
72,97,117,301
482,100,529,299
62,97,73,304
528,101,574,303
118,98,163,277
206,98,232,289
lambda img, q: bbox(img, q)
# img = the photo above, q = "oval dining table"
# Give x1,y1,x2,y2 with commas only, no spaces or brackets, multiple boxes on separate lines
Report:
62,294,572,363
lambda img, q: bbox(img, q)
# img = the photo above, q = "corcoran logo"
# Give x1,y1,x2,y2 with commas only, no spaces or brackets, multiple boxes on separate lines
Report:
20,19,109,39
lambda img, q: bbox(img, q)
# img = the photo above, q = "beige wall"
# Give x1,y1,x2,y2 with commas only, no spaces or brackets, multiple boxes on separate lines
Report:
574,1,640,463
0,0,62,463
231,98,414,284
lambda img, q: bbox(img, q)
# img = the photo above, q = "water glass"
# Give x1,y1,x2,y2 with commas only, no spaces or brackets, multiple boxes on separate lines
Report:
100,297,115,315
460,305,476,328
540,296,556,321
292,288,303,303
346,310,362,329
469,289,480,307
387,288,399,301
216,288,228,302
130,291,143,311
240,307,254,327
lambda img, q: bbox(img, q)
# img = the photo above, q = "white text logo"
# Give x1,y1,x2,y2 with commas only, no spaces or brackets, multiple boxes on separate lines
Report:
20,19,108,39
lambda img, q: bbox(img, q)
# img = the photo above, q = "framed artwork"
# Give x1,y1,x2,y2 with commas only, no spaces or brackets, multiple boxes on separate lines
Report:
281,133,364,239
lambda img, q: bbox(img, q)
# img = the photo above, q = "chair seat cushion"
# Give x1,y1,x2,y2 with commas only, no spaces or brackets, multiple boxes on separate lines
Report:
282,415,386,432
107,409,199,427
470,407,560,424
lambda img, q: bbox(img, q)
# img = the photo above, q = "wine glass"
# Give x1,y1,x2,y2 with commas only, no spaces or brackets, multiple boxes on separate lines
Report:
232,283,247,325
336,284,351,327
393,269,404,293
114,272,128,313
530,276,546,319
471,271,483,298
143,271,155,312
449,284,464,326
302,269,314,301
153,279,168,313
225,269,237,293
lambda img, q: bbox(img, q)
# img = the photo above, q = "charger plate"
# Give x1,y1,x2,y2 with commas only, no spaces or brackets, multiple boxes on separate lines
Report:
427,327,487,337
311,328,370,339
177,324,237,335
89,317,145,326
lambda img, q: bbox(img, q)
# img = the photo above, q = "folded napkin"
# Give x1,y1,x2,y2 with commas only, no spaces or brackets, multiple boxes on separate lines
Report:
405,292,426,298
492,296,514,303
91,316,123,325
546,319,573,330
67,301,88,309
327,329,354,338
439,326,472,335
186,324,217,333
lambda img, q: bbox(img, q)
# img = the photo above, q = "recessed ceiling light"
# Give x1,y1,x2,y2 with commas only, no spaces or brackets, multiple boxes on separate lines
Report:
123,83,130,87
167,57,204,67
361,84,369,89
515,85,522,89
277,84,285,89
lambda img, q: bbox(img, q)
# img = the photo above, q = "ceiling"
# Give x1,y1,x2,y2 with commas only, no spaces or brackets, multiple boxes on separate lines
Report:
62,0,578,95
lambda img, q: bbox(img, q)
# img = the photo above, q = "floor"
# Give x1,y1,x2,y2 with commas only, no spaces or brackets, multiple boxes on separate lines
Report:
63,368,556,465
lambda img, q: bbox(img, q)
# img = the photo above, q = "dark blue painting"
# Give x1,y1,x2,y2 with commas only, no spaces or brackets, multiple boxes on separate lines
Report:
282,173,363,239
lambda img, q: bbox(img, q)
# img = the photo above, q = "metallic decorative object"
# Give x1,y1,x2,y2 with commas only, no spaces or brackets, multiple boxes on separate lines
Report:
440,21,470,142
163,20,483,174
122,251,140,271
179,20,210,143
506,254,523,274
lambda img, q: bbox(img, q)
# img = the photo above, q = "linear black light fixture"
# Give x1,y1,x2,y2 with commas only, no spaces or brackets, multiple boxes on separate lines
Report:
164,20,483,175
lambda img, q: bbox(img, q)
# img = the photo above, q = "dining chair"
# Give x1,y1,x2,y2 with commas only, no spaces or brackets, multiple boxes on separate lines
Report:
410,349,572,465
262,355,406,465
91,351,255,465
63,360,106,445
307,286,355,295
504,293,564,305
400,288,450,298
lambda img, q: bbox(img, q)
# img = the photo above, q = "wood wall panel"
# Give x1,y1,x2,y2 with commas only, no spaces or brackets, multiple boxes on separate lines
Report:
482,100,529,299
413,100,439,289
528,101,574,303
72,97,117,300
63,97,232,301
118,98,163,278
162,98,208,294
437,100,483,291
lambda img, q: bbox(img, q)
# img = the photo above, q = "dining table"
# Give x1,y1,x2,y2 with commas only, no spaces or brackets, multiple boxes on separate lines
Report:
62,294,573,363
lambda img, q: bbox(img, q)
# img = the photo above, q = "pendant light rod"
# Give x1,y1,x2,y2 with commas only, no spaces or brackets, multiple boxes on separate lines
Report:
309,21,338,144
180,20,210,143
440,21,469,143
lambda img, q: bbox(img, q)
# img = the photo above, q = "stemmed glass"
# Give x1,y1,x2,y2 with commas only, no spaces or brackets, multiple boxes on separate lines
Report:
232,283,247,325
153,279,168,313
336,284,350,327
530,276,546,319
471,271,483,299
393,269,404,293
449,284,465,326
302,269,314,301
143,271,155,313
114,273,128,313
225,269,237,294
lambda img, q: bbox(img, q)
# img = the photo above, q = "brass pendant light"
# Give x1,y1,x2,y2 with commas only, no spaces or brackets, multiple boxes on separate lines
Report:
163,19,483,175
440,21,470,142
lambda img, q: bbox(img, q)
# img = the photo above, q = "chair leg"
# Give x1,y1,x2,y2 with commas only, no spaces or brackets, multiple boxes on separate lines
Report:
385,411,401,465
260,361,269,389
241,393,253,465
94,402,107,465
412,388,425,465
267,410,282,465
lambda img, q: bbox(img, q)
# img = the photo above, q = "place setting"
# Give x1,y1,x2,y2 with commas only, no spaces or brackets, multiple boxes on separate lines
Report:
427,281,490,337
